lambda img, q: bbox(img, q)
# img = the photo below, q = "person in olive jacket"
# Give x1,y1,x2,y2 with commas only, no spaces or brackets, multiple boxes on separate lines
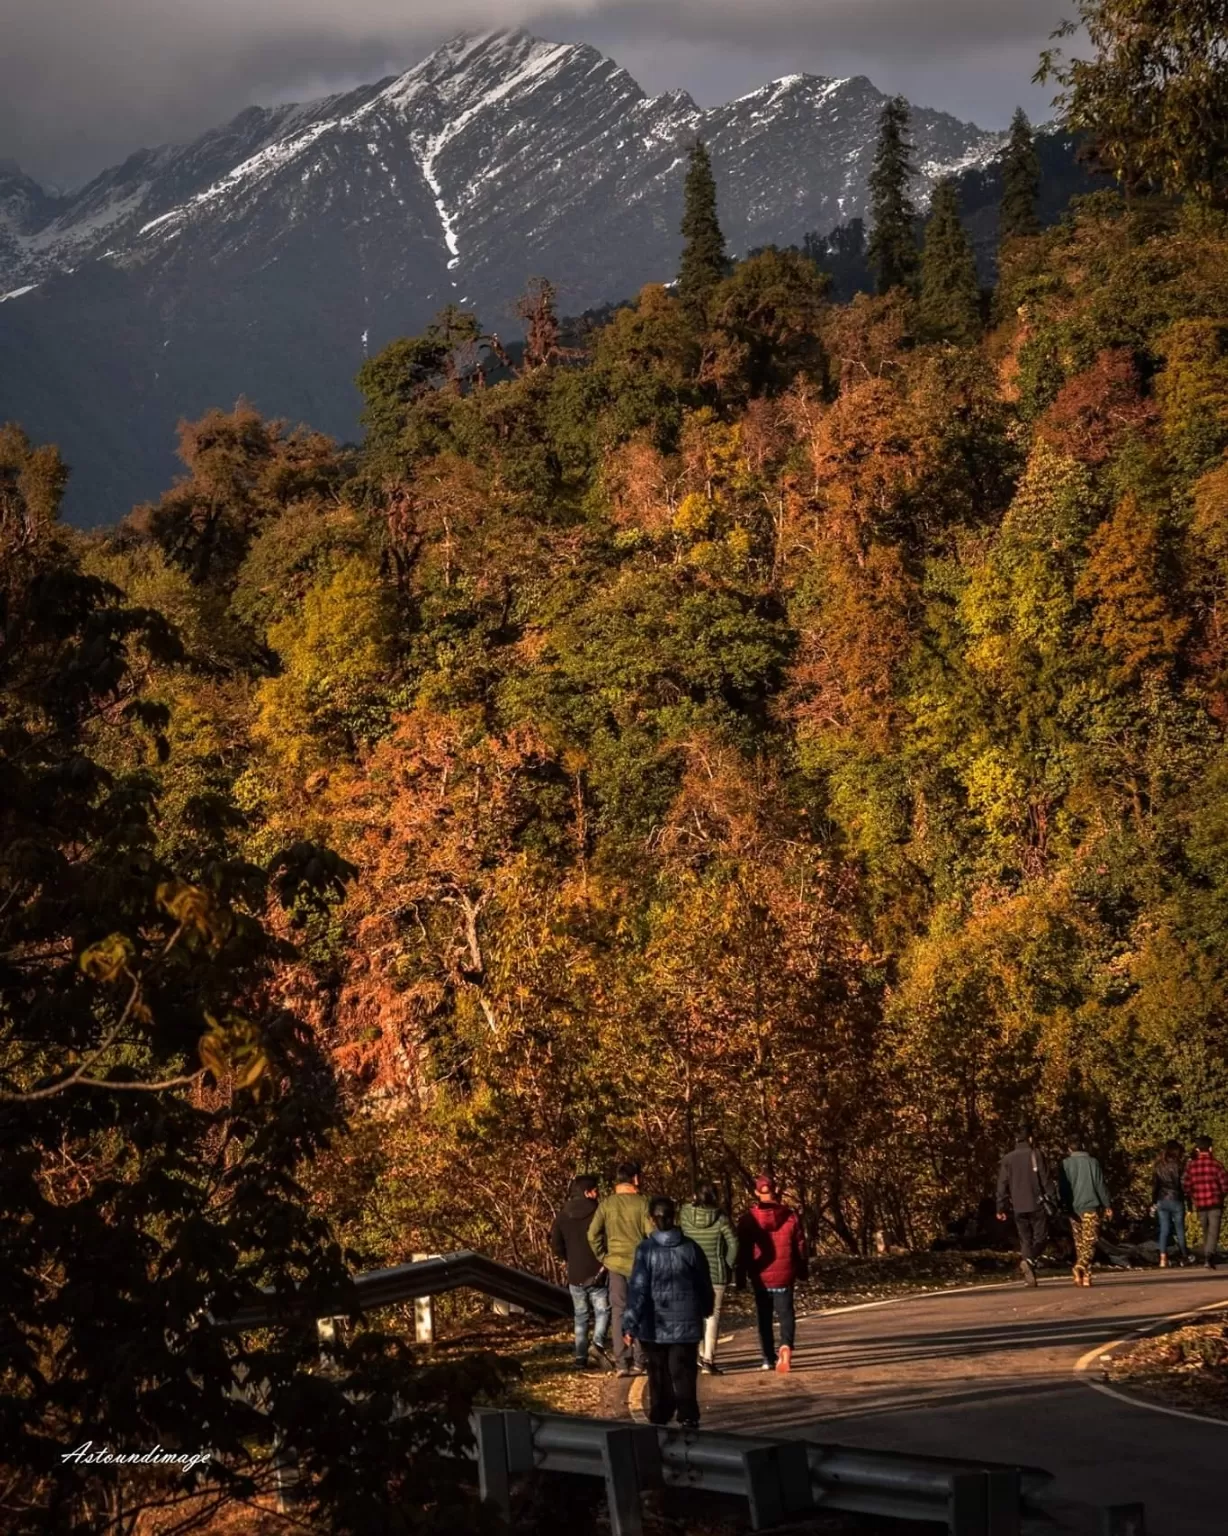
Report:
680,1183,738,1374
622,1196,714,1429
588,1161,653,1375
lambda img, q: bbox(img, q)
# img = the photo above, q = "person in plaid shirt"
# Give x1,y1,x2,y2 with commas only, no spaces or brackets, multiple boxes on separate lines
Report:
1182,1136,1228,1268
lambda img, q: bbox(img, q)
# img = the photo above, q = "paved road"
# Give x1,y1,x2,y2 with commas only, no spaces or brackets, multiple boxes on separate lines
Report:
665,1270,1228,1534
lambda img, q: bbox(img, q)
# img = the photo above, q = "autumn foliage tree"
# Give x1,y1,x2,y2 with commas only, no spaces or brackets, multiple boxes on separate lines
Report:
0,428,499,1534
10,23,1228,1503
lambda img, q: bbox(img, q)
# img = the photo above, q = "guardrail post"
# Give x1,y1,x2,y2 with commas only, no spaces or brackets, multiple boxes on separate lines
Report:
985,1468,1021,1536
411,1253,436,1342
949,1471,988,1536
741,1442,814,1530
271,1432,302,1514
504,1409,535,1475
631,1424,664,1490
1100,1505,1146,1536
743,1446,785,1529
475,1410,511,1519
777,1441,815,1519
601,1426,645,1536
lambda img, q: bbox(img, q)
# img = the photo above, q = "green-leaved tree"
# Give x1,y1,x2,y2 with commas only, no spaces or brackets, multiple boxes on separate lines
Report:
1039,0,1228,205
678,139,728,319
919,179,982,344
1000,107,1041,239
868,96,919,295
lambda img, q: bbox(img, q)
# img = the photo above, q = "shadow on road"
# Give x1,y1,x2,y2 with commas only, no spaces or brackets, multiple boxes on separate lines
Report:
715,1310,1157,1377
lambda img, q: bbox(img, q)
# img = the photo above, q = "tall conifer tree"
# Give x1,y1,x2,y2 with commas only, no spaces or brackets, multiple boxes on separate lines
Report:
867,96,919,294
678,138,728,317
919,179,982,344
1000,107,1042,240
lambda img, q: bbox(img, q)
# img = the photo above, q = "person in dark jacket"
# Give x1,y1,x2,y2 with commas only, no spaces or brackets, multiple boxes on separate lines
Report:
680,1183,739,1375
622,1196,714,1429
736,1175,807,1373
1151,1140,1188,1268
550,1174,612,1370
995,1123,1055,1287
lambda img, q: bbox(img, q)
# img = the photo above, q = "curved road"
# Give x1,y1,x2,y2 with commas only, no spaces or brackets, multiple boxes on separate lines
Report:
636,1270,1228,1534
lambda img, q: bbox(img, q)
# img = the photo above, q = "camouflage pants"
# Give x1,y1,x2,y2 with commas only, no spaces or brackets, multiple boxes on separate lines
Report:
1070,1211,1100,1272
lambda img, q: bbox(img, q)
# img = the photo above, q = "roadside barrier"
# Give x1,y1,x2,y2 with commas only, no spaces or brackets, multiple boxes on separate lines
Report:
474,1408,1055,1535
214,1261,1147,1534
212,1248,571,1331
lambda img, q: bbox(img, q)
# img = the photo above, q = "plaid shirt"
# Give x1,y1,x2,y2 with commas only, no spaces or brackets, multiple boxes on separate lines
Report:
1182,1152,1228,1210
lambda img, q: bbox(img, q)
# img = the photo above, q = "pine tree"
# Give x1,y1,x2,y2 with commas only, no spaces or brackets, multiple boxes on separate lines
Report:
678,138,728,318
919,179,982,344
1000,107,1041,240
867,96,919,295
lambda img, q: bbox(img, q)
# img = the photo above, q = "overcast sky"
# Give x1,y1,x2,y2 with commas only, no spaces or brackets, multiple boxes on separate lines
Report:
2,0,1071,189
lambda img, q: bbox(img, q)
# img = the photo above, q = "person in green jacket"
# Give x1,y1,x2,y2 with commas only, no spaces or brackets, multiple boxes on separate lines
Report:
680,1183,739,1374
588,1160,653,1375
1059,1137,1112,1287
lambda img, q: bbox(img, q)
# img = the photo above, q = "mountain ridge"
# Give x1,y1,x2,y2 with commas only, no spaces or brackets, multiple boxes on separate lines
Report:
1,30,1003,300
0,28,1012,523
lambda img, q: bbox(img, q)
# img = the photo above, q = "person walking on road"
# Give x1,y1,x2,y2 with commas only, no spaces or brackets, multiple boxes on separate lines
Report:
737,1175,807,1373
550,1173,612,1371
588,1160,653,1376
622,1196,714,1430
1182,1136,1228,1269
1060,1137,1112,1286
995,1123,1055,1287
1151,1141,1189,1269
680,1183,739,1375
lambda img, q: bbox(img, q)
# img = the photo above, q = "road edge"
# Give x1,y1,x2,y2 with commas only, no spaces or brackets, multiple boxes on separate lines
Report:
1074,1294,1228,1428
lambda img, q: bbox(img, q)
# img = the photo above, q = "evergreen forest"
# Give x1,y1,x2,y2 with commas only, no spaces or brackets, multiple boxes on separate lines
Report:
6,0,1228,1526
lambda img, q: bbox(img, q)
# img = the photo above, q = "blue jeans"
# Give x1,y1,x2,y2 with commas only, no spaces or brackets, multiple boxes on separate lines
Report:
569,1281,610,1361
1157,1199,1187,1258
753,1286,796,1365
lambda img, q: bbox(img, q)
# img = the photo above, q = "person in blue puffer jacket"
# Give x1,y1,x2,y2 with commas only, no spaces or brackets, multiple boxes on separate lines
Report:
622,1195,715,1428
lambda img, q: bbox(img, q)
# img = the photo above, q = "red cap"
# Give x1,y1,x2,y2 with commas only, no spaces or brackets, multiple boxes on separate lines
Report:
754,1175,776,1195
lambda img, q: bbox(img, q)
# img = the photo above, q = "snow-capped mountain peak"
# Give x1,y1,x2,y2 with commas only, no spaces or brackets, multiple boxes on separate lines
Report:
0,29,1010,522
2,29,1002,297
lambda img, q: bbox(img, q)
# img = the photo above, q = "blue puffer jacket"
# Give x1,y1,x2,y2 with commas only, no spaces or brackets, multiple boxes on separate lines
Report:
621,1227,715,1345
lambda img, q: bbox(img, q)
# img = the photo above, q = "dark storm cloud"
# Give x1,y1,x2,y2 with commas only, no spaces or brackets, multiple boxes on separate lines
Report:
3,0,1070,187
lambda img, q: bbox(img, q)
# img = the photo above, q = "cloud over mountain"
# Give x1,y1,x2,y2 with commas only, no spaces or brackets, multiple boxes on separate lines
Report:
3,0,1065,186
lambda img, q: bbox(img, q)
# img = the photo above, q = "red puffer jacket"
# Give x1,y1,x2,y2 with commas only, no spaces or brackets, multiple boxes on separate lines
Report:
736,1201,808,1288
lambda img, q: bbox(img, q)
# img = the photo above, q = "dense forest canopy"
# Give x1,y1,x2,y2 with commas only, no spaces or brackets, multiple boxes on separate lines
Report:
7,6,1228,1525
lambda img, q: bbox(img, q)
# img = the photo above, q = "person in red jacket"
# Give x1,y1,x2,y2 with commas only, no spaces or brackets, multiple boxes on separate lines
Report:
736,1175,808,1373
1183,1136,1228,1269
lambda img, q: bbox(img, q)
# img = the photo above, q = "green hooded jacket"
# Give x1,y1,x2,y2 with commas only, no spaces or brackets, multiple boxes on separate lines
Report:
679,1202,739,1286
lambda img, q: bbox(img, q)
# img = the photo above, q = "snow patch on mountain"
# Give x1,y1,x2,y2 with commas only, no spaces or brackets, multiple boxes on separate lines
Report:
419,132,461,271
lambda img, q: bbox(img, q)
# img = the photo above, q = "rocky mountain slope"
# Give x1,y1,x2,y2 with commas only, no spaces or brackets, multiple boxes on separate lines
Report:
0,30,1006,522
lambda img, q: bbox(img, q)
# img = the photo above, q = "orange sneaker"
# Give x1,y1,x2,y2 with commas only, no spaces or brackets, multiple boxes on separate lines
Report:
776,1345,792,1374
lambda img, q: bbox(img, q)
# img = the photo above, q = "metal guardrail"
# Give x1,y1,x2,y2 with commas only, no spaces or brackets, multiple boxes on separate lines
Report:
475,1410,1147,1536
212,1262,1147,1535
212,1249,571,1331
